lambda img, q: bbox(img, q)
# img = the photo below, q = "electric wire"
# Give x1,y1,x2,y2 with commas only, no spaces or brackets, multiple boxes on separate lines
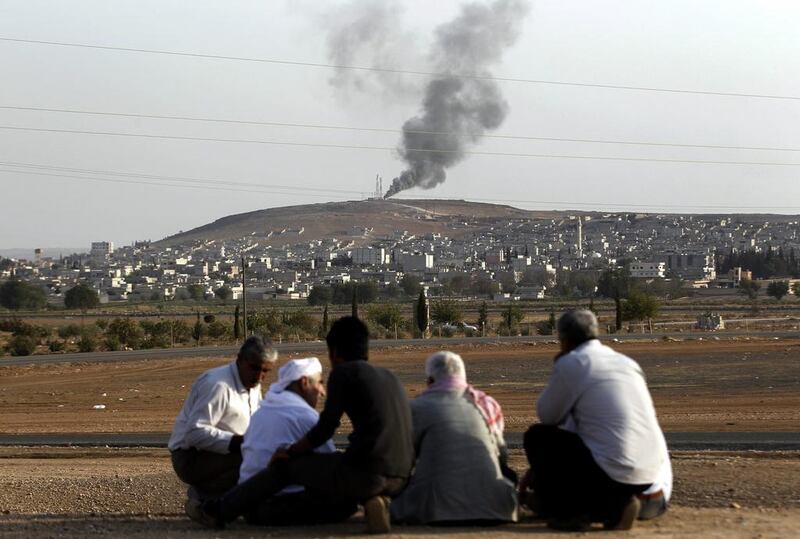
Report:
2,124,800,167
2,105,799,153
3,163,799,211
1,36,798,101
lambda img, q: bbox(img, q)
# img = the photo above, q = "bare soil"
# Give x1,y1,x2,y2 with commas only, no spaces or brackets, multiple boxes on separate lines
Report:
0,448,797,538
1,339,798,433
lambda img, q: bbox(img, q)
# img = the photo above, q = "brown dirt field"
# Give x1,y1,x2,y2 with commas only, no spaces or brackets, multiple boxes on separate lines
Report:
1,339,799,433
0,448,797,538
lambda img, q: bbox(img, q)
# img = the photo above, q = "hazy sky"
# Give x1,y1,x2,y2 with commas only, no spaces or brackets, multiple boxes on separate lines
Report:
1,0,799,249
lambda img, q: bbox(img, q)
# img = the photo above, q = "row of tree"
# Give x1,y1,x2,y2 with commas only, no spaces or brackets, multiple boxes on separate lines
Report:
717,247,800,279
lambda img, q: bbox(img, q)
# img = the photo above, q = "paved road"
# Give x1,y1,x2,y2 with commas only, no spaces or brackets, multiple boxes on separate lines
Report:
1,432,798,451
2,331,798,368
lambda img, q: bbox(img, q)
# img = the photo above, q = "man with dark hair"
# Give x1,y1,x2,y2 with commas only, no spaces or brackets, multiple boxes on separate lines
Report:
520,310,669,531
189,316,414,534
169,336,277,508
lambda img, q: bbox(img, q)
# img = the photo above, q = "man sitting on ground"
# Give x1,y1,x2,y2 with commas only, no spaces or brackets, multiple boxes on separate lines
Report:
390,351,518,525
190,316,414,534
520,310,667,531
169,336,276,506
237,357,357,525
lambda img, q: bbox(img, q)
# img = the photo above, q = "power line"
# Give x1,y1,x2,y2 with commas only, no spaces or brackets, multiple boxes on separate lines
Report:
0,160,365,195
3,124,800,167
1,36,799,101
2,161,798,211
0,167,356,200
3,104,799,153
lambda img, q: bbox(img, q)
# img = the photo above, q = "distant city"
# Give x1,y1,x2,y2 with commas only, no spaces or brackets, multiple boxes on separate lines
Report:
3,211,800,306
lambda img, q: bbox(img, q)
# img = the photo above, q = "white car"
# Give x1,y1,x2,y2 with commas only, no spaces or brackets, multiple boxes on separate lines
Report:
441,321,479,332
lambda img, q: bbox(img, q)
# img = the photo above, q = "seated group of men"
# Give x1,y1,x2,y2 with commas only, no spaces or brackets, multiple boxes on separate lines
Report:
168,311,671,533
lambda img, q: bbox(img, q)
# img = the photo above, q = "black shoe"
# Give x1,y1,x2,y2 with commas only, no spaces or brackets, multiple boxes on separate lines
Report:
604,496,641,531
186,499,225,529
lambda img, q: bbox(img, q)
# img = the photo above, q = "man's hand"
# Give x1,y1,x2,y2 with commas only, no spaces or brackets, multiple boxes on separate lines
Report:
270,446,291,464
228,434,244,454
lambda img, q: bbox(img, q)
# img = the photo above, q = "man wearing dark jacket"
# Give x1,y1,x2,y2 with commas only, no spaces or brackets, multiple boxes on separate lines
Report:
190,316,414,534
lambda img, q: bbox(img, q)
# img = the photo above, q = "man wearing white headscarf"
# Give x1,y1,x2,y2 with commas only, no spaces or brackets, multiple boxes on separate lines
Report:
235,357,357,526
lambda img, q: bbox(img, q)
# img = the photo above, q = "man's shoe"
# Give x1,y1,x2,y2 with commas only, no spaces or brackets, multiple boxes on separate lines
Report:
364,495,391,534
604,496,641,531
185,499,225,529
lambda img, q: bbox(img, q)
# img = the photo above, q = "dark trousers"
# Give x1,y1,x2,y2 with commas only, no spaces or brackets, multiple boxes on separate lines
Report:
244,489,357,526
523,424,650,523
217,452,406,523
171,448,242,498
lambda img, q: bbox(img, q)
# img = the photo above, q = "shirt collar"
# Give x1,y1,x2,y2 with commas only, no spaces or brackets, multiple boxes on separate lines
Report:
229,361,249,394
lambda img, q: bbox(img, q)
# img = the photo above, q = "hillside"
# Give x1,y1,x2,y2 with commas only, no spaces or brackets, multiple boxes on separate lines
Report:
156,199,562,247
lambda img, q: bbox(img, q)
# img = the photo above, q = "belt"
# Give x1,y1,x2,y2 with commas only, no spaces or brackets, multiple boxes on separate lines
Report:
637,489,664,501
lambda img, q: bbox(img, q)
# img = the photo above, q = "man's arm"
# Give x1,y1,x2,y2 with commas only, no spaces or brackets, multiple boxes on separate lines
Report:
536,360,577,426
183,381,238,453
289,368,346,455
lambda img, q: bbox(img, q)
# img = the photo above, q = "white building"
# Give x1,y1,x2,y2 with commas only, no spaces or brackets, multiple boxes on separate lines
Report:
630,261,666,279
351,247,386,266
398,252,434,272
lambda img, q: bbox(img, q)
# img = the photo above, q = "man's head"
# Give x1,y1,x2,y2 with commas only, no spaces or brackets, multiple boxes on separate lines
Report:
325,316,368,366
557,309,599,354
273,357,326,408
236,336,278,389
425,351,466,385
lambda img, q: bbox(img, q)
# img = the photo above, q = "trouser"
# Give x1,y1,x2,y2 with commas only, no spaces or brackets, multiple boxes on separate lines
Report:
523,424,650,523
244,489,358,526
217,452,407,523
170,448,242,498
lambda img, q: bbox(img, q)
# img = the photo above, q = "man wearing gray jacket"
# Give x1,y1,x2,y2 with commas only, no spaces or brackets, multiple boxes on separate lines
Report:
391,351,517,525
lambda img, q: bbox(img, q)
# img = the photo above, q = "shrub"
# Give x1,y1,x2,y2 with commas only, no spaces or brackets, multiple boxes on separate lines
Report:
48,340,65,352
8,335,36,356
95,319,109,330
207,320,230,339
104,335,122,351
203,314,216,324
107,318,144,348
78,334,97,353
58,324,83,339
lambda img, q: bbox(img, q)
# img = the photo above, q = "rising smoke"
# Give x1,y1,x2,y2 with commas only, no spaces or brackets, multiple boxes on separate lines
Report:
385,0,530,198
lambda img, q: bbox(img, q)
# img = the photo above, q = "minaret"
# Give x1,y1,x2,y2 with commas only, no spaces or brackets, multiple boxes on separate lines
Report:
577,216,583,258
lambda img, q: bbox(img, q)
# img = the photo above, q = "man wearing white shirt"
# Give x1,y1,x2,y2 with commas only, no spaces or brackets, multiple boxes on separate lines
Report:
169,336,277,502
237,357,357,525
520,310,666,531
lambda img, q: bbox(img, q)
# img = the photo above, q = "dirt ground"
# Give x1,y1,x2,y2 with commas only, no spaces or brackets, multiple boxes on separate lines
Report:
1,338,798,433
0,448,798,538
1,339,799,537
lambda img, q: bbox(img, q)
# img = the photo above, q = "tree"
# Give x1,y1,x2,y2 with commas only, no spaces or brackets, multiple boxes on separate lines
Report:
766,281,790,300
233,304,241,340
416,290,429,337
106,318,144,348
738,279,760,300
214,286,232,302
502,304,525,334
0,258,14,272
477,301,488,334
400,274,421,297
307,286,332,306
597,265,632,331
794,282,800,297
431,300,463,324
0,280,47,311
622,290,660,322
351,287,359,319
192,312,205,345
368,303,403,331
186,284,205,301
320,303,329,337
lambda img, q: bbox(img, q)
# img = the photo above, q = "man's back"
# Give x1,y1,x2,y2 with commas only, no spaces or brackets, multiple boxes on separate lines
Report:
391,390,517,524
537,340,663,485
305,360,413,478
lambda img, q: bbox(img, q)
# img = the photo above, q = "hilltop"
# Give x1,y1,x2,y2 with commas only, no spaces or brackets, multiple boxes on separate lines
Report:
156,199,565,247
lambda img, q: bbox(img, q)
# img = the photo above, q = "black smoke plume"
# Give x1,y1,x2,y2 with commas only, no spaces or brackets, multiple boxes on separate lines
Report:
385,0,530,198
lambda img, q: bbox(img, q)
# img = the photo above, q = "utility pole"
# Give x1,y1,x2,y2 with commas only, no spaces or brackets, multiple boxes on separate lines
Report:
241,255,248,337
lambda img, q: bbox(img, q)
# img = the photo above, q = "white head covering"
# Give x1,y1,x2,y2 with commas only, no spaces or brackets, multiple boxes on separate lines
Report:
268,357,322,394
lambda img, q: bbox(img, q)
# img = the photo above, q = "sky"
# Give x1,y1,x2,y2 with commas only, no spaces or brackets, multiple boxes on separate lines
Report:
1,0,799,250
